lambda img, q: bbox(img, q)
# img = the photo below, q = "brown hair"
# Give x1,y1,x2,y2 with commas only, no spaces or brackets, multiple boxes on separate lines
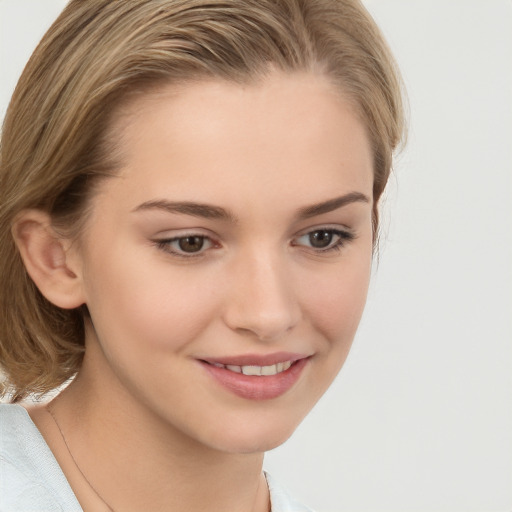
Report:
0,0,405,401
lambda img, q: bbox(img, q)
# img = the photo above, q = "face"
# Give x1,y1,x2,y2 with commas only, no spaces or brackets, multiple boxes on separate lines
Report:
73,71,374,454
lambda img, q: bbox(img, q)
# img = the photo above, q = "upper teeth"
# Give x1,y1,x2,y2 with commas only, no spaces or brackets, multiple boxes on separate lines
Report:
211,361,293,376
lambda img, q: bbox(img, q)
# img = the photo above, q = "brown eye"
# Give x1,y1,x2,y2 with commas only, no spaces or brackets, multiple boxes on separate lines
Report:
178,236,205,253
308,230,333,248
293,228,354,253
155,234,214,257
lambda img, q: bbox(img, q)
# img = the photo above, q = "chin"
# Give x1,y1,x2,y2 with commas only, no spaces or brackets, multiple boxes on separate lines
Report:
213,430,296,455
200,410,307,455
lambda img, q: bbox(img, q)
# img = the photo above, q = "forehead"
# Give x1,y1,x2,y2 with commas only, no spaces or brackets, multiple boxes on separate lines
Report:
100,71,373,215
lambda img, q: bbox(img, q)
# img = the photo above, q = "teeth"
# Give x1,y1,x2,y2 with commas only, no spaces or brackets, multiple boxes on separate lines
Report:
260,365,277,376
212,361,294,376
241,365,261,376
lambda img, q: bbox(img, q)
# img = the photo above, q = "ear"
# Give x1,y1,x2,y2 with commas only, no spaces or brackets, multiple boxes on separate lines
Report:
12,210,86,309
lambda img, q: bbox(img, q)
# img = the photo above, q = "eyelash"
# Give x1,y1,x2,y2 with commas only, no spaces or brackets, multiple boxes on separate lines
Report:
153,228,355,259
292,228,355,254
154,234,216,259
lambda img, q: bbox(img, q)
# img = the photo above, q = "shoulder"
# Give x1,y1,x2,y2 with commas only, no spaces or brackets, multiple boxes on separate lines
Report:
0,404,82,512
265,472,316,512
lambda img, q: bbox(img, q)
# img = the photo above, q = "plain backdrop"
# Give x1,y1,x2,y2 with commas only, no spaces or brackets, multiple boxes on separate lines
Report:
1,1,511,511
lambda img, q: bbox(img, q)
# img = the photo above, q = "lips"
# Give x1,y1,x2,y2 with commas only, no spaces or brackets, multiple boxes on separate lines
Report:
199,353,309,400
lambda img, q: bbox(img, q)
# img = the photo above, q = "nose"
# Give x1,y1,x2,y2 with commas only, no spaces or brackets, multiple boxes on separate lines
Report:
222,250,301,341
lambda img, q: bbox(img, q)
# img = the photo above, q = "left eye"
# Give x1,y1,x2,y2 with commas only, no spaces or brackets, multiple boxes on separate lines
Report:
293,229,353,251
156,235,214,255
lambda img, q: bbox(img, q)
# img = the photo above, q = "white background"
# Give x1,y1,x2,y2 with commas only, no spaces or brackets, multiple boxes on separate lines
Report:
1,1,511,511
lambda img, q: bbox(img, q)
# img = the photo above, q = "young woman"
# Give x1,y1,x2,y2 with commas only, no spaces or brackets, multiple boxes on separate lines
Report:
0,1,405,510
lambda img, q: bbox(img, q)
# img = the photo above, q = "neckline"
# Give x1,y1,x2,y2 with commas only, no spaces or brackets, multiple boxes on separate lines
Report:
0,403,83,509
1,403,310,511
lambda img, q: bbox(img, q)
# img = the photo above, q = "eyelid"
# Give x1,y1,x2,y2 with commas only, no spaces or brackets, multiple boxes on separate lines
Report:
152,226,216,238
294,222,353,236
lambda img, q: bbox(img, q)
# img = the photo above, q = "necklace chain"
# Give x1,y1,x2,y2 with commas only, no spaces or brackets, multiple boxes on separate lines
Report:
46,404,115,512
46,404,271,512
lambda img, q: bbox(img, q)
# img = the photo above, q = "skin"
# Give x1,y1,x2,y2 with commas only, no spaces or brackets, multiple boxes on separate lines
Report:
25,70,374,511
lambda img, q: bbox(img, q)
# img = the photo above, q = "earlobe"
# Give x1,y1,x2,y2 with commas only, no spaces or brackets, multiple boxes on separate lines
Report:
12,210,86,309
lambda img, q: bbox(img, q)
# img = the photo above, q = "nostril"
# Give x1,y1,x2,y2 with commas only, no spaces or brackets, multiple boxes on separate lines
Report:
226,313,298,342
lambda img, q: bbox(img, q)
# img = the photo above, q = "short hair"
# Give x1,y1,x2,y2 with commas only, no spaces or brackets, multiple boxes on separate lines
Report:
0,0,405,401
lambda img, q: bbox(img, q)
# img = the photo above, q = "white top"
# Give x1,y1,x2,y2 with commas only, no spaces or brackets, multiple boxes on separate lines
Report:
0,404,314,511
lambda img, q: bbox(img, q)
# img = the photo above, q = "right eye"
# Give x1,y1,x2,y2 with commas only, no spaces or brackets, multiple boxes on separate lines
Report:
154,234,216,257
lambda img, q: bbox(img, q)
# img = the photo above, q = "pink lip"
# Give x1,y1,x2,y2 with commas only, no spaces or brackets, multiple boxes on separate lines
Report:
199,354,310,401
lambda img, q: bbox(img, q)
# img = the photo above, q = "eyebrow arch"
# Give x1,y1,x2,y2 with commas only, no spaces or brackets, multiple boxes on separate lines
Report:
132,200,238,223
296,192,370,220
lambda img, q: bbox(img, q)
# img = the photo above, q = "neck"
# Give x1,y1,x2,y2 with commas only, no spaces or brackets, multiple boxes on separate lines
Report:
49,349,269,512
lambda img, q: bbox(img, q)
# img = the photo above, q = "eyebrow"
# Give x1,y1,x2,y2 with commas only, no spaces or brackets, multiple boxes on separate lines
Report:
132,192,369,223
296,192,370,219
132,200,238,222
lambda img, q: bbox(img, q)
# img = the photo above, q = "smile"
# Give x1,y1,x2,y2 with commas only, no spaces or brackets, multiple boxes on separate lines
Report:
200,355,309,400
209,361,293,376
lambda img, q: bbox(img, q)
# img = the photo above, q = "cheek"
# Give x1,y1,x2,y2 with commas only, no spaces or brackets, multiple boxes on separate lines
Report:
283,252,372,414
300,254,372,351
82,248,222,354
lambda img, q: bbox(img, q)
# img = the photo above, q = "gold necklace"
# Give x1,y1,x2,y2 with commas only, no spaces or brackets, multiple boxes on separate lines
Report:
46,404,115,512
